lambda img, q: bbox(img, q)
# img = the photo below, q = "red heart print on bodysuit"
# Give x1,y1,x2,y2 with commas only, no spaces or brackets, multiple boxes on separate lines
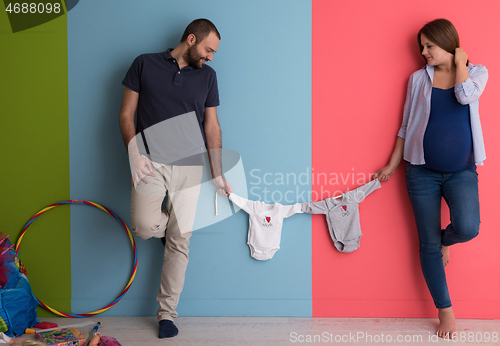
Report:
266,217,271,223
342,205,347,211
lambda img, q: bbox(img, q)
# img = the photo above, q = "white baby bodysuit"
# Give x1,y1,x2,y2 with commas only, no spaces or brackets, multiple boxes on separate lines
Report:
229,193,303,260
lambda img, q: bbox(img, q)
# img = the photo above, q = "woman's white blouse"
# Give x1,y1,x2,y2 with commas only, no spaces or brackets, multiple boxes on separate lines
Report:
398,63,488,165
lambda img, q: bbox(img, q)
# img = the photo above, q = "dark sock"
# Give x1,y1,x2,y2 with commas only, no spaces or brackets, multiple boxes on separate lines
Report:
160,237,166,246
158,319,178,338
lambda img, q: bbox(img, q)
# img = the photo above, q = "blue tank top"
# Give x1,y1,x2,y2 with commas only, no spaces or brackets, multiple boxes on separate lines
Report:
423,87,474,172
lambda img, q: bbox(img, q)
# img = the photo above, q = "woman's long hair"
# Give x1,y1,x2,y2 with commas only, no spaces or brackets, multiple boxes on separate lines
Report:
418,19,467,66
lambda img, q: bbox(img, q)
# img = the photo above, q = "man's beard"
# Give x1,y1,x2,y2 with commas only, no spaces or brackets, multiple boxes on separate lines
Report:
183,44,206,69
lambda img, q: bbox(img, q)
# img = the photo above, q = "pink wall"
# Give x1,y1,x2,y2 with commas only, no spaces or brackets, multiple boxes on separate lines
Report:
312,0,500,318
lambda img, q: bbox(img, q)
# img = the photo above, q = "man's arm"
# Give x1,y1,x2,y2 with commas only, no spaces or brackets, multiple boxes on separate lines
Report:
120,87,139,148
119,87,154,185
204,107,232,194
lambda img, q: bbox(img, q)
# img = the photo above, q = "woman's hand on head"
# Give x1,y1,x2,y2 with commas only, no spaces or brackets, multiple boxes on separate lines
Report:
455,48,468,67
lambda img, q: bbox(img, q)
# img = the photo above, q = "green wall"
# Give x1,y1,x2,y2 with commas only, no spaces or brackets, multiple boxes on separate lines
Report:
0,3,70,316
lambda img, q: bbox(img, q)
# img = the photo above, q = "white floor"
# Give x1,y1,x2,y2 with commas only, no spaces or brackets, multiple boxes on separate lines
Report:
17,316,500,345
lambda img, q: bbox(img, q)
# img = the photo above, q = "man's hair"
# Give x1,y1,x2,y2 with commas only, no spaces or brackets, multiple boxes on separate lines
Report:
180,18,220,44
418,18,462,64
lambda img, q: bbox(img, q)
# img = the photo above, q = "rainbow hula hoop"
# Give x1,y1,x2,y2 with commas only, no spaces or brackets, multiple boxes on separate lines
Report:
15,200,137,318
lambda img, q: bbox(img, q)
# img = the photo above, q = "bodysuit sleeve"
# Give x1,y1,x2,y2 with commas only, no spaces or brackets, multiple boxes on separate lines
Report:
278,203,303,219
301,200,329,215
349,180,381,203
229,193,255,214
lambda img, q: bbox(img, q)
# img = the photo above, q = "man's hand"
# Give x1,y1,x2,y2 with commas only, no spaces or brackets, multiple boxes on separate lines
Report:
130,154,155,185
213,176,232,195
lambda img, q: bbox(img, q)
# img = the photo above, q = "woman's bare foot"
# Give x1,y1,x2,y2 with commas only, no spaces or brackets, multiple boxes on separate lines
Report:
442,246,450,267
437,307,456,339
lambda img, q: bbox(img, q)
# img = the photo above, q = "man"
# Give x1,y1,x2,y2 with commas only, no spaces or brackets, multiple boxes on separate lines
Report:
119,19,231,338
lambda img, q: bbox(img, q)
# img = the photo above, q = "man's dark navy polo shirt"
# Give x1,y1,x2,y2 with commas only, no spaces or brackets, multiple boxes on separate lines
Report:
122,49,220,141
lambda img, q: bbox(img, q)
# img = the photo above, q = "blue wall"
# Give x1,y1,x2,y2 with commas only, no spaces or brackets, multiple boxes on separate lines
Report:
68,0,311,316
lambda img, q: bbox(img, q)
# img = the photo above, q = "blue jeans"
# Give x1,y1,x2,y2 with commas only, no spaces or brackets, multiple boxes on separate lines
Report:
405,162,480,309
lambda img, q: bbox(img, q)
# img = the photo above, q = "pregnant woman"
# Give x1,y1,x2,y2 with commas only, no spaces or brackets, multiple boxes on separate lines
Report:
374,18,488,338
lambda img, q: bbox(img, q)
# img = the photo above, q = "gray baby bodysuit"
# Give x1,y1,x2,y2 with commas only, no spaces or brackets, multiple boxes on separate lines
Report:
302,180,381,253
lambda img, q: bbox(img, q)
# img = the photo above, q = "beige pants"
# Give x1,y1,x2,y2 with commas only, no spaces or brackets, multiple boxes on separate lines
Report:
130,162,203,321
